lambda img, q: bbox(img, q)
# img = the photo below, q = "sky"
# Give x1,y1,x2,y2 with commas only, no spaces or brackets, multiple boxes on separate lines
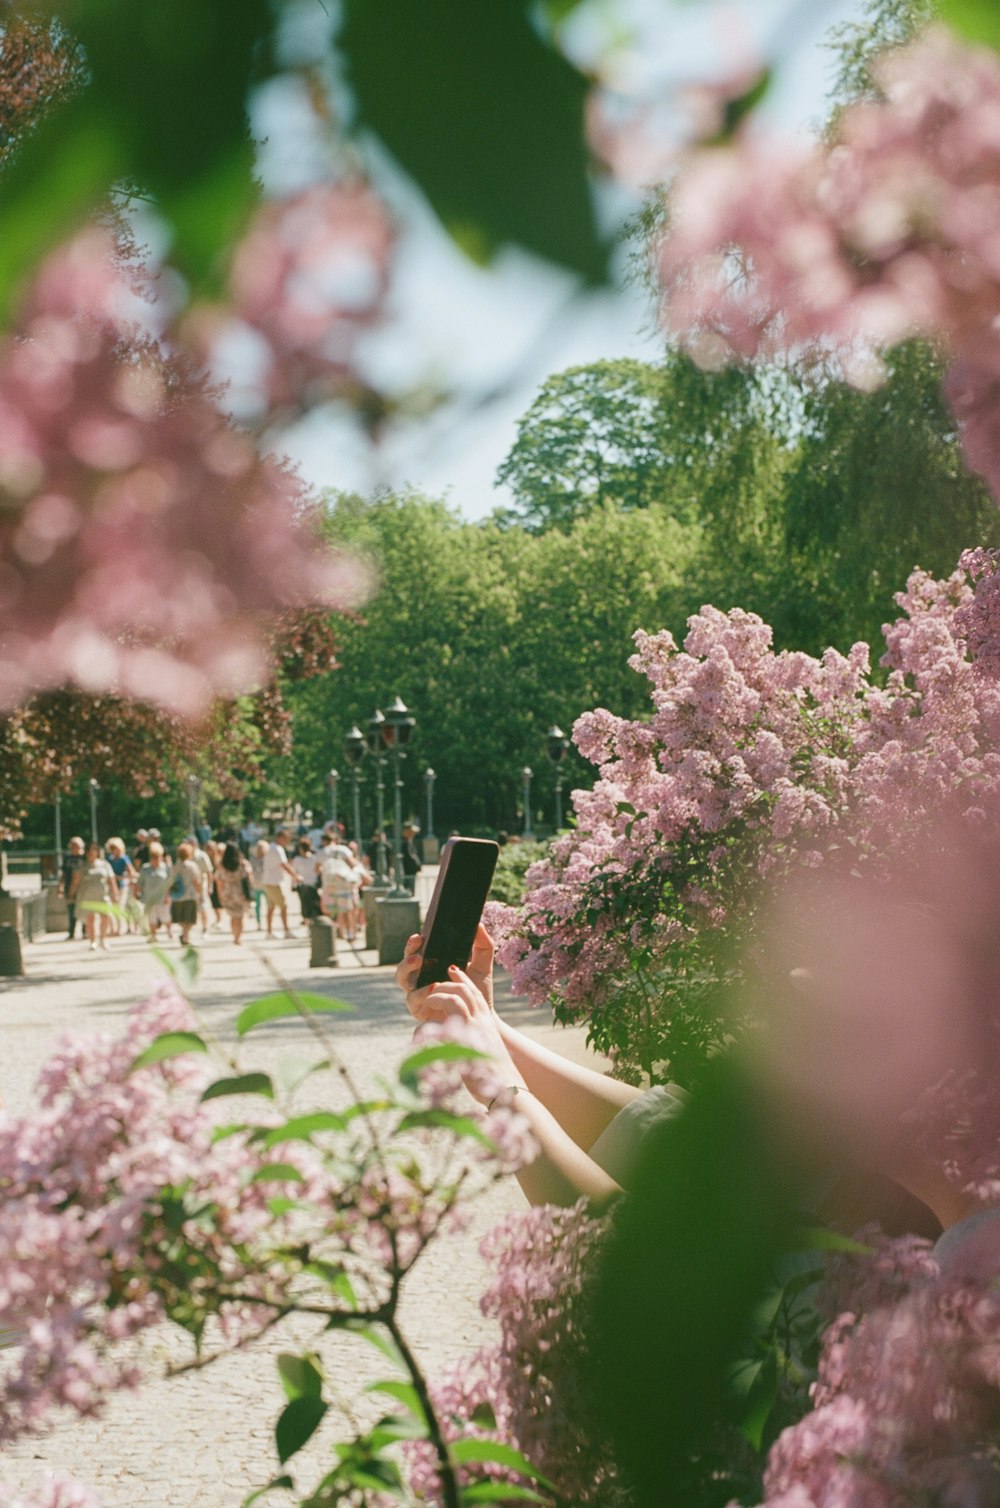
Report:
269,0,870,522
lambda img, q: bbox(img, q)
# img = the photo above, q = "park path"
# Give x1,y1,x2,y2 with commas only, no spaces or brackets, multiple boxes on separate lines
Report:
0,912,600,1507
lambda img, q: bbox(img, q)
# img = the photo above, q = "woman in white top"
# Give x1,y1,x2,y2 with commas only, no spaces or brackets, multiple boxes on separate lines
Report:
69,842,120,952
397,925,683,1208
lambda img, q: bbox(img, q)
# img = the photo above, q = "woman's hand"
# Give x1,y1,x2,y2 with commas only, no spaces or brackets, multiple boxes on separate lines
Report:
396,922,496,1023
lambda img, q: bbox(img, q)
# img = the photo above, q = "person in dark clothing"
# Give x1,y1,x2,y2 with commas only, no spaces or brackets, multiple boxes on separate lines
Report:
58,836,86,940
401,823,422,895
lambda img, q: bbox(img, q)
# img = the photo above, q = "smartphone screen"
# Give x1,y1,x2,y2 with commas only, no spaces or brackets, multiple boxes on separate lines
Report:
415,837,500,989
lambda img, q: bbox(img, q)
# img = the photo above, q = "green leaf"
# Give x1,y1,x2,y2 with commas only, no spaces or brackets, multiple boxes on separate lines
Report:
342,1322,406,1372
462,1485,549,1505
940,0,1000,51
236,992,352,1036
261,1112,348,1148
276,1395,327,1465
277,1352,324,1403
397,1108,495,1148
450,1439,553,1488
365,1379,427,1423
339,0,609,281
276,1053,329,1095
398,1041,491,1087
131,1031,208,1071
201,1073,275,1103
241,1473,294,1507
738,1351,779,1452
249,1163,306,1185
791,1227,874,1256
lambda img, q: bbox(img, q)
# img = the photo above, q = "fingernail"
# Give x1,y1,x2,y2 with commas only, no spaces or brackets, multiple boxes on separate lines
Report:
449,964,459,975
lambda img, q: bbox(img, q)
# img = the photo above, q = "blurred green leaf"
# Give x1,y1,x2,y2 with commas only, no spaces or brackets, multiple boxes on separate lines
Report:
365,1379,427,1423
792,1226,874,1255
277,1352,324,1403
940,0,1000,51
462,1484,549,1504
0,0,270,319
131,1031,208,1071
450,1439,553,1488
706,69,773,145
201,1073,275,1102
249,1163,306,1185
236,991,352,1036
397,1108,495,1148
241,1474,294,1507
398,1041,491,1086
262,1111,348,1148
590,1057,799,1508
276,1394,327,1465
338,0,609,282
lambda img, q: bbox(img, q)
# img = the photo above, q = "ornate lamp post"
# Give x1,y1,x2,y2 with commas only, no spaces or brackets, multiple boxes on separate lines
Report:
367,709,389,881
546,726,569,831
424,768,436,843
326,768,339,829
382,695,415,898
343,726,366,845
88,778,99,844
522,766,534,839
54,791,63,868
185,774,202,837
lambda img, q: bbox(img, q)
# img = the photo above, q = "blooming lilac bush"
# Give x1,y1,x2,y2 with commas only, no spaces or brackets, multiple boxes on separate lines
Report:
0,979,545,1507
656,27,1000,510
493,556,1000,1080
407,1201,627,1508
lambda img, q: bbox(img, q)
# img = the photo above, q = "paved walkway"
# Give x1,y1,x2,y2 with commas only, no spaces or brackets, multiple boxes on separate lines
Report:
0,914,602,1506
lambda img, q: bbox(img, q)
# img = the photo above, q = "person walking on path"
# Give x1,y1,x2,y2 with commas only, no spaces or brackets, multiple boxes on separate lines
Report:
57,836,86,940
291,837,321,922
400,822,422,895
166,842,203,947
214,842,254,945
261,829,299,939
136,840,172,941
250,838,268,929
105,838,137,933
69,842,119,952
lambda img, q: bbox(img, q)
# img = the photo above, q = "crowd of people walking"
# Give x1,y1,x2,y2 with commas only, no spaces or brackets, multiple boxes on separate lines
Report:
56,822,382,952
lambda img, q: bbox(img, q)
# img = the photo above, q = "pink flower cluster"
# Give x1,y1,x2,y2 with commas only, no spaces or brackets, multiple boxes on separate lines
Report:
0,993,536,1443
497,558,1000,1074
408,1201,626,1506
0,187,385,714
0,1477,101,1508
658,28,1000,505
759,1227,1000,1508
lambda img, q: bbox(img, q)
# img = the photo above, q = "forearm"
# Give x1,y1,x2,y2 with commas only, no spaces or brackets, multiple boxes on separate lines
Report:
494,1015,642,1152
499,1091,623,1209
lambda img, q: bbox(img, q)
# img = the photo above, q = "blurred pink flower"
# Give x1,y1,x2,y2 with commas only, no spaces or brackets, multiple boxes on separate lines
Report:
0,227,370,714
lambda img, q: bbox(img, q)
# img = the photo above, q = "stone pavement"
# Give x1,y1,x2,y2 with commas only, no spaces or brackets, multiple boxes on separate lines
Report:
0,915,604,1506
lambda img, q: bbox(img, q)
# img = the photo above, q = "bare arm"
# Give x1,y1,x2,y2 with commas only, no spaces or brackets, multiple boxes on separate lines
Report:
396,928,638,1208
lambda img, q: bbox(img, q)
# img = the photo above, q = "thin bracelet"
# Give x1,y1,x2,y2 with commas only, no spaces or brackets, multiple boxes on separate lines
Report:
486,1085,529,1114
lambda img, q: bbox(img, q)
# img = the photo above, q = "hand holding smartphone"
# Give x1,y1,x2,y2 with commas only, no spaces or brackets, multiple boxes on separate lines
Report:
415,837,500,989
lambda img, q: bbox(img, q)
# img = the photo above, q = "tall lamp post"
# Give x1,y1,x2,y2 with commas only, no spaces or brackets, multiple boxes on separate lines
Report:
383,695,415,898
546,726,569,831
185,774,202,838
424,768,436,847
326,768,339,830
367,709,389,881
54,791,63,868
343,726,366,845
88,779,100,844
522,766,534,840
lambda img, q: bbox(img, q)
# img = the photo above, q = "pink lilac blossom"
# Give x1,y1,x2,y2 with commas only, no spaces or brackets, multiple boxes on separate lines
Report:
0,993,535,1443
0,1477,102,1508
758,1233,1000,1508
407,1202,628,1507
497,560,1000,1065
0,222,371,714
656,28,1000,509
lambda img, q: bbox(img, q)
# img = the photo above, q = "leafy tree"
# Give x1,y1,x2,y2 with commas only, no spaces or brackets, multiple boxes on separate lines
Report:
283,489,700,834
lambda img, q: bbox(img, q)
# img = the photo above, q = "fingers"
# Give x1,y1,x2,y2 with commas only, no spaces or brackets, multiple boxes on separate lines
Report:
468,923,495,974
395,933,424,994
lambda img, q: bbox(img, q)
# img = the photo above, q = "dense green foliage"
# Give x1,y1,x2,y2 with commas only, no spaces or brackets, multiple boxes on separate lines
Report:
283,489,699,835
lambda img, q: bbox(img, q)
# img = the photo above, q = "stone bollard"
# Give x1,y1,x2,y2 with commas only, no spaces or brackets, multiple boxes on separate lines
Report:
377,896,421,966
309,916,338,968
0,923,24,976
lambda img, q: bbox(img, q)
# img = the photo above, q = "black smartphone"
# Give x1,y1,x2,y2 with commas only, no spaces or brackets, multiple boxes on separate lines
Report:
415,837,500,989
